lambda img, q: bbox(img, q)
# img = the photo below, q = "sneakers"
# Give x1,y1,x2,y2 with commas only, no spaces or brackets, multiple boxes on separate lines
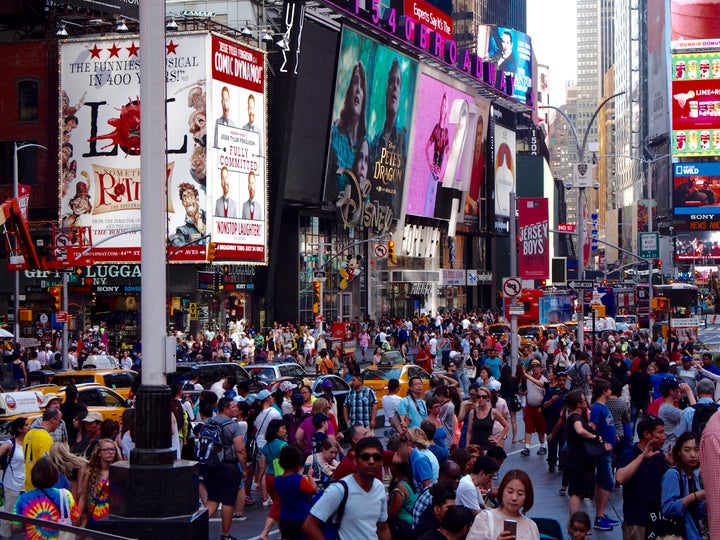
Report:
537,447,547,455
520,448,530,457
244,496,255,505
603,515,620,526
220,535,238,540
558,487,566,496
593,516,614,531
233,514,248,521
262,498,273,507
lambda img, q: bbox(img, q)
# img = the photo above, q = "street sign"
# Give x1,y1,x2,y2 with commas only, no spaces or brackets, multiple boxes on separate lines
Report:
573,162,594,188
56,311,68,323
639,232,660,259
568,281,594,289
508,305,525,315
374,244,388,258
557,223,576,233
476,271,493,282
313,271,326,279
502,278,522,297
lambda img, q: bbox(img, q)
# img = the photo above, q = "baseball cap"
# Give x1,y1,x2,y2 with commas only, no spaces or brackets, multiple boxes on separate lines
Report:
529,359,541,367
40,393,61,408
256,389,272,401
659,378,680,394
312,413,329,424
321,379,333,390
82,412,103,423
488,380,502,392
682,355,693,363
279,381,296,392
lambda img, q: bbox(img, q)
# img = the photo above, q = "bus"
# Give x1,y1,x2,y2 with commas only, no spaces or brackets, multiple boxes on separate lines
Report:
635,283,701,330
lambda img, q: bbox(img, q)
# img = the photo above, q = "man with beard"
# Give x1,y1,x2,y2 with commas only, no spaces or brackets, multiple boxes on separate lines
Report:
241,171,263,221
214,85,236,147
170,182,206,246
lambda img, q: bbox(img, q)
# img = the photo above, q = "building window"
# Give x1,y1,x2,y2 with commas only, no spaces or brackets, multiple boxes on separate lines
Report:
17,79,39,122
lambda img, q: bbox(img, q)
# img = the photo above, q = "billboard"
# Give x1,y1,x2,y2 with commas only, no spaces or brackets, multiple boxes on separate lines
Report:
518,197,549,280
480,25,533,105
647,0,670,139
676,230,720,259
59,34,267,264
207,34,267,262
461,96,492,230
673,161,720,214
493,124,516,226
324,27,418,235
671,0,720,49
405,71,475,220
671,51,720,157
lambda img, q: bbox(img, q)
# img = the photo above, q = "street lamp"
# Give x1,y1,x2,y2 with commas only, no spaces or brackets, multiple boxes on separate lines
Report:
13,142,47,346
540,92,624,349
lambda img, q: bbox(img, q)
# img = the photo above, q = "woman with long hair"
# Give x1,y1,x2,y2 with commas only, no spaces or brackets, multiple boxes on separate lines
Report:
49,441,87,500
466,469,540,540
387,460,418,540
118,407,136,460
77,438,119,528
661,431,707,540
466,387,508,451
258,419,287,540
498,364,520,444
0,417,28,538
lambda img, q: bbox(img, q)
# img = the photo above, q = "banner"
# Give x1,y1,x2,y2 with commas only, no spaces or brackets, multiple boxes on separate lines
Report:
462,96,491,230
493,124,515,224
17,184,31,221
480,25,533,104
518,197,548,280
324,27,418,235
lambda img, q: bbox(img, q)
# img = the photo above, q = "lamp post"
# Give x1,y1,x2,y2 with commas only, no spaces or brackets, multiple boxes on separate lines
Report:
13,142,47,346
540,92,624,350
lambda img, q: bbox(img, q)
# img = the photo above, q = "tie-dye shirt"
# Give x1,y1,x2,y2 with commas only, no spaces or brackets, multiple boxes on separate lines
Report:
14,488,80,540
88,477,110,525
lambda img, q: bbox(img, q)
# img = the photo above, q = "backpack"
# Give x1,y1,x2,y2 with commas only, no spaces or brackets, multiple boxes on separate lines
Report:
194,418,233,467
691,402,719,436
0,438,16,473
170,399,185,431
568,362,587,391
183,380,196,391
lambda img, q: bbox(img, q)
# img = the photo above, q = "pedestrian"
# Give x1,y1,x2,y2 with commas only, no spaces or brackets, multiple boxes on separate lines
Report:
31,393,69,444
49,441,87,500
274,445,318,540
344,370,378,432
24,408,62,491
77,438,119,528
258,419,288,540
394,376,428,430
60,384,87,444
0,417,28,539
73,411,104,458
254,389,282,506
661,431,707,540
699,407,720,540
387,460,418,540
567,511,592,540
455,455,498,515
11,355,26,390
519,360,548,456
466,387,508,451
465,469,540,540
302,436,391,539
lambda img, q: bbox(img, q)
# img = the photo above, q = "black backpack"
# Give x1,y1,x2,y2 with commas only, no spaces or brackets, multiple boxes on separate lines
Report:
194,418,232,467
568,362,587,391
691,402,719,436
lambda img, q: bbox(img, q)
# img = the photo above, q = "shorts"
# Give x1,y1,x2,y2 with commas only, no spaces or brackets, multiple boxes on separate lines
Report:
594,451,614,491
201,462,241,506
523,405,546,434
236,462,245,489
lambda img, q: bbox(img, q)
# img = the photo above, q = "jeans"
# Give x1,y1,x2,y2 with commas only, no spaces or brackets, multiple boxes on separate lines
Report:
457,369,470,397
547,428,566,470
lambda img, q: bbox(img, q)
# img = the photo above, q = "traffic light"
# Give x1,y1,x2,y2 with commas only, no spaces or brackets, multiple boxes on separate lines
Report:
651,297,669,310
207,242,217,262
312,281,321,314
48,286,62,312
388,240,395,262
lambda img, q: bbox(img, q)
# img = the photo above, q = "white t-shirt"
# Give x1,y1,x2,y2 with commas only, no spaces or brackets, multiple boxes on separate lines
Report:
310,474,388,540
382,394,402,427
456,474,483,511
526,376,548,407
254,407,281,449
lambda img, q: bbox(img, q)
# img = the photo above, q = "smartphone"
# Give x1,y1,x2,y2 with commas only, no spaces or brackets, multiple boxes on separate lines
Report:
503,519,517,536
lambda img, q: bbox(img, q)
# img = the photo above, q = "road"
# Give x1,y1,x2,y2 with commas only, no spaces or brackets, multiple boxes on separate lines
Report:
699,322,720,349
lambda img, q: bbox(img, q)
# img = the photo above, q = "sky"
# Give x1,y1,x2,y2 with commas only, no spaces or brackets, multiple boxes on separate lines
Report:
526,0,578,106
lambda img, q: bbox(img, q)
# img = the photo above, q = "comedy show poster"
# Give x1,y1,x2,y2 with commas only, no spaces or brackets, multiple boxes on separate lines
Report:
324,27,417,235
405,71,475,220
59,34,207,263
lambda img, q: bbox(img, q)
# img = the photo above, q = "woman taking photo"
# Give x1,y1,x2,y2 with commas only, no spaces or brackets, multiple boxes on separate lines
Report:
0,417,28,539
466,387,509,451
77,438,119,528
661,431,707,540
466,469,540,540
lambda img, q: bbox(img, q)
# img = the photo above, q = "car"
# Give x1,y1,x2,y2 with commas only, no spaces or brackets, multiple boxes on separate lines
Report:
361,360,431,402
69,383,131,423
81,355,120,370
517,325,544,346
487,323,511,341
244,363,308,390
166,362,251,390
543,324,570,338
50,369,138,399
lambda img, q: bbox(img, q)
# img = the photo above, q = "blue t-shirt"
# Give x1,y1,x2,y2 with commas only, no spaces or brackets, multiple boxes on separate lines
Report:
590,401,616,448
482,356,502,380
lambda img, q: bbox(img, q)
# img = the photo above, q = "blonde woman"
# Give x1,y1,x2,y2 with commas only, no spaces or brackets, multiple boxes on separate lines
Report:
77,438,120,529
49,442,87,501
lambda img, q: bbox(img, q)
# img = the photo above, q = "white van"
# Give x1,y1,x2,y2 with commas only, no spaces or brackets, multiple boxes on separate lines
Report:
82,355,120,370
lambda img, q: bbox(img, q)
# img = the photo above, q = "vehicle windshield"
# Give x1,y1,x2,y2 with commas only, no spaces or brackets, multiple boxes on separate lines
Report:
518,327,540,336
247,367,274,383
615,316,636,323
363,368,402,381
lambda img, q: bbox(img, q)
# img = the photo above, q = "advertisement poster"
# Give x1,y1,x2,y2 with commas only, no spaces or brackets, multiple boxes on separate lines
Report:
462,96,491,230
518,197,548,280
673,161,720,214
324,27,418,235
676,230,720,259
207,34,267,262
671,51,720,157
493,124,516,223
485,26,533,104
671,0,720,48
405,71,474,220
60,34,207,263
647,0,670,140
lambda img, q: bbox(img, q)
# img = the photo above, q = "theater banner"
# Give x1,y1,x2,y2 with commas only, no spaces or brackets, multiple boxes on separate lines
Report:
59,33,267,264
518,197,548,280
324,27,418,235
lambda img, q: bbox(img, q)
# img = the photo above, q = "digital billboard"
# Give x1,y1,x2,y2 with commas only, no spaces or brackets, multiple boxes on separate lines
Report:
59,33,268,264
461,96,491,230
673,161,720,214
672,51,720,157
324,27,418,235
676,230,720,259
405,71,475,220
648,0,670,140
493,124,516,228
671,0,720,49
480,25,533,105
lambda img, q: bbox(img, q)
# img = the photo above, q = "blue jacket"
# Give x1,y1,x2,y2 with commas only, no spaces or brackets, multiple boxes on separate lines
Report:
661,467,706,540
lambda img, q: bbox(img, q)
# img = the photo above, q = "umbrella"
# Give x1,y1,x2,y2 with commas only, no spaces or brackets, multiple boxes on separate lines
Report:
0,328,13,339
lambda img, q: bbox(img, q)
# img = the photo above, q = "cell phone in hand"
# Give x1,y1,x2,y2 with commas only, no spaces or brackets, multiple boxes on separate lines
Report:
503,519,517,536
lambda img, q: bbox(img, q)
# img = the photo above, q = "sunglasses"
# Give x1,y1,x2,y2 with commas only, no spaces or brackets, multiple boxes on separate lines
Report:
358,452,383,462
478,394,490,399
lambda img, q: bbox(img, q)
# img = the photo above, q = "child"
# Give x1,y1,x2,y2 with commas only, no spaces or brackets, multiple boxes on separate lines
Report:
273,445,318,540
310,413,329,455
568,511,591,540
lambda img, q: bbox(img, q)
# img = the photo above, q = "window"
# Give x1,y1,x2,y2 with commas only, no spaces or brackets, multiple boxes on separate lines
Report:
17,79,39,122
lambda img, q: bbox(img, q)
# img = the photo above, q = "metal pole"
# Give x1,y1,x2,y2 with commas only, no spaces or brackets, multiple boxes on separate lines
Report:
647,161,655,332
318,240,324,322
577,187,585,350
62,271,68,368
12,144,19,346
509,192,518,371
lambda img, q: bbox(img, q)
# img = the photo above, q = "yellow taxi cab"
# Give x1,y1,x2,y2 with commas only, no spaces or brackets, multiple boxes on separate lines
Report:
543,324,570,338
517,325,544,347
361,352,431,402
487,323,511,341
50,369,138,399
65,383,130,423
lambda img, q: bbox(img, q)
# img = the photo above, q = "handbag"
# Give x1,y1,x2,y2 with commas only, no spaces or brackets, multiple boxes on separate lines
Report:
510,394,522,412
583,437,606,459
39,488,74,540
646,468,688,540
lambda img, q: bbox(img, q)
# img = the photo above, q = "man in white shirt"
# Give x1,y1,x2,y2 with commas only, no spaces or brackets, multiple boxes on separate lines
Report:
382,379,403,431
455,456,498,515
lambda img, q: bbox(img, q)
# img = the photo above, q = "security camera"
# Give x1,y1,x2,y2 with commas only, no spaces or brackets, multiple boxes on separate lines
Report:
593,182,600,190
564,181,574,190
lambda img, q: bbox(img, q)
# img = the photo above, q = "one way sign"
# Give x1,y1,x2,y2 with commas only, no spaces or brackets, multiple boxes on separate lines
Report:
568,281,594,289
